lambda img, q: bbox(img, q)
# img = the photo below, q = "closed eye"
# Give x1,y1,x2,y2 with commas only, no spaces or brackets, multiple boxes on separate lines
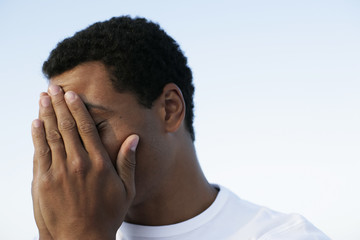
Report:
95,121,106,131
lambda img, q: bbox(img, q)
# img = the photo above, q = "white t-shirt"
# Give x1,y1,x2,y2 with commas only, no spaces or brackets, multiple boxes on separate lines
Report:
118,185,330,240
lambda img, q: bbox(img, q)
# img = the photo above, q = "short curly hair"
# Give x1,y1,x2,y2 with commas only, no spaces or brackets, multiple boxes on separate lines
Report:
42,16,195,141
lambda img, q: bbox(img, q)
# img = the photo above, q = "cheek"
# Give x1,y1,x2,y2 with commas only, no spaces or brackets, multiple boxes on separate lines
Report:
99,120,141,165
98,112,159,168
99,128,122,165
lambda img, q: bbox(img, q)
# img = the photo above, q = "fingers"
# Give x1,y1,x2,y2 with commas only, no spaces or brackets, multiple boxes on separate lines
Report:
48,85,83,155
31,119,51,174
38,85,107,171
64,91,106,156
116,134,139,198
39,93,66,168
31,118,55,238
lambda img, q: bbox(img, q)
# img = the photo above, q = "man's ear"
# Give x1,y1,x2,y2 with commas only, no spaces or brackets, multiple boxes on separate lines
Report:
159,83,186,134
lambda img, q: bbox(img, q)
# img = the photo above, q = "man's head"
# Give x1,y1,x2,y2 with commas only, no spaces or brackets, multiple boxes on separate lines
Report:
42,16,199,208
42,16,195,141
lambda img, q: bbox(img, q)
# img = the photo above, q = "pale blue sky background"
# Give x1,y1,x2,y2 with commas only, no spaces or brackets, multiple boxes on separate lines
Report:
0,0,359,239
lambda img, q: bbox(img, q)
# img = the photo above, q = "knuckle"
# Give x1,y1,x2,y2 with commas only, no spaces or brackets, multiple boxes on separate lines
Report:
39,172,55,191
92,154,110,172
40,109,54,119
51,97,66,107
70,155,87,175
73,168,86,175
37,146,51,158
122,158,136,171
32,131,45,142
46,129,62,143
32,126,43,139
51,167,66,183
78,121,96,135
31,180,37,194
59,118,76,132
31,178,37,188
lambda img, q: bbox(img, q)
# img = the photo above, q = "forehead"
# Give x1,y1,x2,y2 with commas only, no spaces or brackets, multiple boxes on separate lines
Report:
50,61,115,104
50,61,111,89
49,61,142,114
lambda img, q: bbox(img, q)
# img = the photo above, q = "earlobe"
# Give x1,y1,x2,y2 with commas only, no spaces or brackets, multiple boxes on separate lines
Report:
162,83,185,133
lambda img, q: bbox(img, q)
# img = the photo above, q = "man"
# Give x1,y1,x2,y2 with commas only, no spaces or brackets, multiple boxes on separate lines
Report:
31,16,330,239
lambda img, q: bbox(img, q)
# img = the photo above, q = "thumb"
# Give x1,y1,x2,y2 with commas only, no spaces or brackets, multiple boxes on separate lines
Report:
116,134,139,196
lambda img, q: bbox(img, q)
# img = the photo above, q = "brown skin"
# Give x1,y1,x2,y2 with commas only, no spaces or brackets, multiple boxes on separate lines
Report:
31,61,217,239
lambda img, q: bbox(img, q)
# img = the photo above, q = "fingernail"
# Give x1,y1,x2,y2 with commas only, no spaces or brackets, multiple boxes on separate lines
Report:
48,85,61,95
32,119,42,128
40,92,48,97
65,91,76,103
40,96,50,107
130,135,140,152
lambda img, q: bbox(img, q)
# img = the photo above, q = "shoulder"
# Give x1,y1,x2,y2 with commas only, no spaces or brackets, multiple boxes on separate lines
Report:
217,185,331,240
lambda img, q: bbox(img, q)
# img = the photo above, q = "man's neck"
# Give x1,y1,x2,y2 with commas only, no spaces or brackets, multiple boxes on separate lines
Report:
124,139,218,226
